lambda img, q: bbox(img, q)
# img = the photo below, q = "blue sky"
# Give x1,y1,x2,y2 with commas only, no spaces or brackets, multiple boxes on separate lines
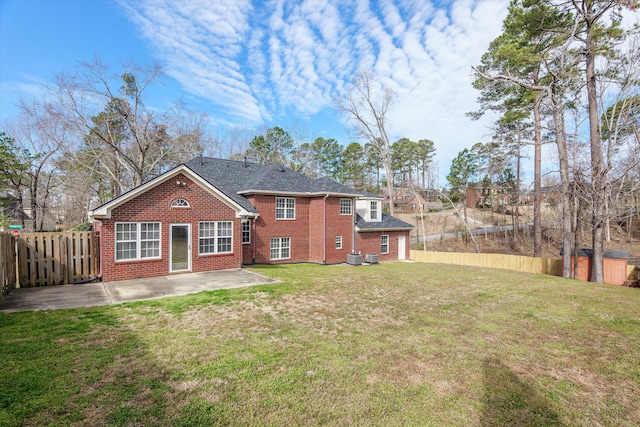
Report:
1,0,511,185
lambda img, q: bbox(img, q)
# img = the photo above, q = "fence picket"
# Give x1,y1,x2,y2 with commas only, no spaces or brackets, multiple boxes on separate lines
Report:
0,232,17,301
12,231,100,287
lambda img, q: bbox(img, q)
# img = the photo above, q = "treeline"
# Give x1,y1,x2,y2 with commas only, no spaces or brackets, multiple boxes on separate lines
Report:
239,128,436,193
0,59,437,231
468,0,639,282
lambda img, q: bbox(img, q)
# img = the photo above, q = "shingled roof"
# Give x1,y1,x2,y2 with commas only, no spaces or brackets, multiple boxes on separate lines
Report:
355,213,414,231
91,157,414,232
185,157,361,211
185,158,414,231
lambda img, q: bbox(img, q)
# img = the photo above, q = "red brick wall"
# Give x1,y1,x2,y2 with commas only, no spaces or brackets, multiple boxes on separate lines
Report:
356,230,410,262
248,195,310,264
466,188,480,208
246,195,354,265
308,198,324,263
242,238,253,265
99,173,242,282
323,197,354,264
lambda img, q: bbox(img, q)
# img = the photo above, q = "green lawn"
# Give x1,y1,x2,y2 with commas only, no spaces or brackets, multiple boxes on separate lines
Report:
1,263,639,426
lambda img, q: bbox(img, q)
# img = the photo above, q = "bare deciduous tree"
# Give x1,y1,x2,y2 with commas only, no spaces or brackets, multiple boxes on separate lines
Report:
336,70,396,215
53,58,206,200
5,98,70,231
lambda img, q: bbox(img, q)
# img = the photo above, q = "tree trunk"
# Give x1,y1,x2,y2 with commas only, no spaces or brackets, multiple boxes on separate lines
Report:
29,177,38,232
533,92,543,257
572,183,580,279
513,122,521,246
585,3,605,283
551,84,572,278
384,160,395,216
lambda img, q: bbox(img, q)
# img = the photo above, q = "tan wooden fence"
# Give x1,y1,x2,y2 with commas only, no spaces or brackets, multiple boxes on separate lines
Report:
17,231,100,287
1,232,17,301
410,250,637,281
411,250,564,276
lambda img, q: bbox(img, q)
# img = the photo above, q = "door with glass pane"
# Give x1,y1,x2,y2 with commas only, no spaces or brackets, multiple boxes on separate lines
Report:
170,224,191,272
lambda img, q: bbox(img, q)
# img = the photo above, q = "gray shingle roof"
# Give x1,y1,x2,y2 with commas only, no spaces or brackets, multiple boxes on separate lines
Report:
355,213,414,231
185,157,361,214
185,158,261,213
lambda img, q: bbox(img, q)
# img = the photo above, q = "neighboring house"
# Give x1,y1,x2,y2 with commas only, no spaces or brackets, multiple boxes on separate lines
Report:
518,186,561,206
387,188,430,214
0,193,59,231
465,185,514,209
89,157,414,282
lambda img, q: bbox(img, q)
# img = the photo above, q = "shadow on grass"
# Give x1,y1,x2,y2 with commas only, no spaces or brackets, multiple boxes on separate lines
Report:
481,357,564,427
0,307,222,426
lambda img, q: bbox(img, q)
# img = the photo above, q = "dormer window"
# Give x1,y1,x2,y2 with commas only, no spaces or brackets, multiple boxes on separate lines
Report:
370,201,378,220
170,198,190,208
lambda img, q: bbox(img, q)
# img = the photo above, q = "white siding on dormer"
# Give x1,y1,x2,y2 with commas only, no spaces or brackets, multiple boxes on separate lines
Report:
355,198,382,222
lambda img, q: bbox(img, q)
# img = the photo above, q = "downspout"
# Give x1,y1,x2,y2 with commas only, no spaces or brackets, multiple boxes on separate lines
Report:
352,197,357,254
323,194,329,264
98,221,103,279
252,219,256,264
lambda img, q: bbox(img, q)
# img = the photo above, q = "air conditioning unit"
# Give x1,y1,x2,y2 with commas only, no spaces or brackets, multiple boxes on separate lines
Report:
347,253,362,266
366,254,378,264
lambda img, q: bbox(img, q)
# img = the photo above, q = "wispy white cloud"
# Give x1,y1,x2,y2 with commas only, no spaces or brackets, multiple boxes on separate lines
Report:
0,72,51,117
119,0,509,173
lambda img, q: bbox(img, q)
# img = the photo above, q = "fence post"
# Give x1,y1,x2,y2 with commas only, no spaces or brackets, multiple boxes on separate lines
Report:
0,232,18,300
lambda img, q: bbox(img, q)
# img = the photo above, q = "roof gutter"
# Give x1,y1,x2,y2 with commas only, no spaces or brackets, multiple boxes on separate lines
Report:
237,189,361,198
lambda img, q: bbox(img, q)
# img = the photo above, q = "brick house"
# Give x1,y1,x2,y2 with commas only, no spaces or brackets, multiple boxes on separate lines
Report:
465,185,513,208
89,157,413,282
386,188,430,214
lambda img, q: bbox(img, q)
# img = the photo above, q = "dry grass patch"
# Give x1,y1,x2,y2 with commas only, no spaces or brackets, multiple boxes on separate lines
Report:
1,262,639,426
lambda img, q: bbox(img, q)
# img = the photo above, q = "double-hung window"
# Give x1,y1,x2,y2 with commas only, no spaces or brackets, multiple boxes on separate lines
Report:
199,221,233,255
370,201,378,220
242,221,251,244
115,222,161,261
381,235,389,254
270,237,290,260
336,236,342,250
276,197,295,219
340,199,352,215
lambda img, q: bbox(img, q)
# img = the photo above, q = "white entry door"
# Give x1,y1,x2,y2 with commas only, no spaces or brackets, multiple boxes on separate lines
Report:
397,235,406,260
170,224,191,272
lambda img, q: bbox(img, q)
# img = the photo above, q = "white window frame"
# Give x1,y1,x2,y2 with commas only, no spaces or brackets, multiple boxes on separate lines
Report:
340,198,352,215
242,220,251,244
370,201,378,220
276,197,295,220
198,221,233,255
270,237,291,260
115,222,161,261
336,236,342,250
381,234,389,254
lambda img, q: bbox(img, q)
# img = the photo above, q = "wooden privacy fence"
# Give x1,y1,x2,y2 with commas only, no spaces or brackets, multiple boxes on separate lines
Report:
410,250,563,276
410,250,637,281
17,231,100,287
1,232,17,301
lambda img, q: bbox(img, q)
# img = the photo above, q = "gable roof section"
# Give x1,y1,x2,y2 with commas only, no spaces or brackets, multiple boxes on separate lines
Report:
89,164,256,219
90,157,398,221
355,213,414,232
186,157,361,197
